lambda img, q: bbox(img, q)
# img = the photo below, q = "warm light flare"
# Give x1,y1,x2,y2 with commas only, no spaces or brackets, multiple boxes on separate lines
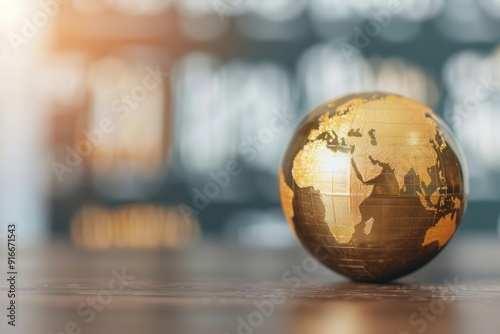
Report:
0,0,26,27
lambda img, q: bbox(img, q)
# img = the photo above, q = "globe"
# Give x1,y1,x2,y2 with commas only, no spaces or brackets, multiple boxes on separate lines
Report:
279,92,468,282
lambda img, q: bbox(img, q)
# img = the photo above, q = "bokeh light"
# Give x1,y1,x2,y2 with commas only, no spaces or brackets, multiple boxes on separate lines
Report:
34,53,88,106
480,0,500,19
298,42,439,111
368,57,440,107
398,0,445,21
71,204,201,249
435,0,500,41
87,54,168,199
173,53,295,177
443,48,500,199
297,41,373,110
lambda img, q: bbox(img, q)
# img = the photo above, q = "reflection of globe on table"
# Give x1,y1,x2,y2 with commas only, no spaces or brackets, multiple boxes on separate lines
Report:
279,92,468,282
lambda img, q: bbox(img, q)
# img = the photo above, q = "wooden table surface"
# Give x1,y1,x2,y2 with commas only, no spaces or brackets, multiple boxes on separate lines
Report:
1,234,500,334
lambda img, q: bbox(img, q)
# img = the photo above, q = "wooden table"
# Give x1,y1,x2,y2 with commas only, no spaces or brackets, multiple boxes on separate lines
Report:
1,234,500,334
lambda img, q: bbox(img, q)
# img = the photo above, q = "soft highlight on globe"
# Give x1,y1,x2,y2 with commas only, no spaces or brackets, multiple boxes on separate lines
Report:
280,92,468,282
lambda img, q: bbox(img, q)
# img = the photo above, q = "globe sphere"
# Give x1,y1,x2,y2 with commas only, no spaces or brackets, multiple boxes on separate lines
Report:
279,92,468,282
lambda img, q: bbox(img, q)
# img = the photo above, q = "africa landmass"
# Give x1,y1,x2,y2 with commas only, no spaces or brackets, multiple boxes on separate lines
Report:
281,94,462,248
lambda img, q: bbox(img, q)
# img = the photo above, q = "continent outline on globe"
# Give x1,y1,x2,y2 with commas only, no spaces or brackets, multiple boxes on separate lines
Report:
280,92,468,282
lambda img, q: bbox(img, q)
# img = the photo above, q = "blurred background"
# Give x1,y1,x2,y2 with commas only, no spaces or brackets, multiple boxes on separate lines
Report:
3,2,500,333
1,0,500,251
